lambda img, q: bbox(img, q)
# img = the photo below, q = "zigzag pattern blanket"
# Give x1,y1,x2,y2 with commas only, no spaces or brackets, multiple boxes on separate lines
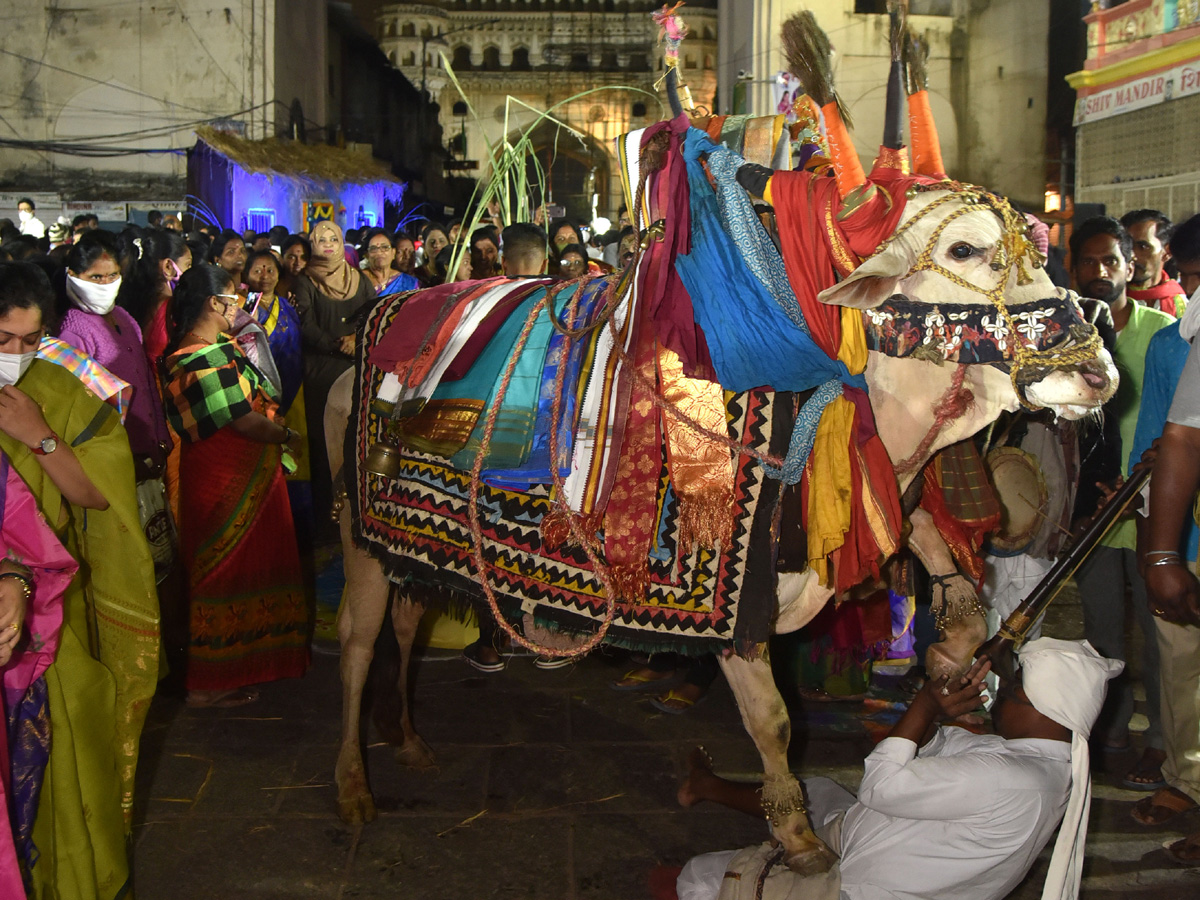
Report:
347,288,787,655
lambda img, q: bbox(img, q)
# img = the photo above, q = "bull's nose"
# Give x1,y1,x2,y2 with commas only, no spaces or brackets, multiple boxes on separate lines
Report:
1082,371,1107,388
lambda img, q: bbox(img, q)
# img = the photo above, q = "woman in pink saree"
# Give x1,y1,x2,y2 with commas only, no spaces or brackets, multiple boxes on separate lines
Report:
0,452,77,895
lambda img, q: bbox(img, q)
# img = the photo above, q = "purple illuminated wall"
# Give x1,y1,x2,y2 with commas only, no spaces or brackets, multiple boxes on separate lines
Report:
188,139,405,233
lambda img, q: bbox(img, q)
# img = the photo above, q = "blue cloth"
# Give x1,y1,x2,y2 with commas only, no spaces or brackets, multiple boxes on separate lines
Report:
254,294,303,414
380,273,419,295
486,278,609,490
675,129,855,394
1131,321,1200,560
675,128,863,484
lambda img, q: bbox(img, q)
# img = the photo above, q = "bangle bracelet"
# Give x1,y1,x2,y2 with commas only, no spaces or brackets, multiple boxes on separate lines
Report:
1145,550,1182,557
1148,557,1185,567
0,572,32,601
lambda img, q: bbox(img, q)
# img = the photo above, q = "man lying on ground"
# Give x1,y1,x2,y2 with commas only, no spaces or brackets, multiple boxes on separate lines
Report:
676,639,1122,900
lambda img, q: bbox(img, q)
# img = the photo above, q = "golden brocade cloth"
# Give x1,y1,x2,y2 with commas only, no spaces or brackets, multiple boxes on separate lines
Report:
656,346,735,551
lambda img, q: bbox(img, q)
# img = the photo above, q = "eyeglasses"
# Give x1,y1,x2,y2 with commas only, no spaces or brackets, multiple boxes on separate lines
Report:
215,293,240,301
559,258,585,268
367,244,393,254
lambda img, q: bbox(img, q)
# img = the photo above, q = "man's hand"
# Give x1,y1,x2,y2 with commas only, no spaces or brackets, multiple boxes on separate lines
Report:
889,657,990,745
0,385,52,449
1146,563,1200,627
921,656,992,720
338,333,356,357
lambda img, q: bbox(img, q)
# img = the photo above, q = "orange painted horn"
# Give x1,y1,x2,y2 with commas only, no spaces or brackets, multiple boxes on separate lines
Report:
821,101,866,198
908,90,945,177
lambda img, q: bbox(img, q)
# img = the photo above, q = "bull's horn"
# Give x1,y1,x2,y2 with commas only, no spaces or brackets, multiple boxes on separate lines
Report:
364,433,403,480
665,67,685,119
882,0,908,152
782,12,866,197
903,29,946,177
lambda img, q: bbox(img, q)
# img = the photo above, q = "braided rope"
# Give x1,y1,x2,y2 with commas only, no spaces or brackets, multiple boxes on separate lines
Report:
457,164,664,661
868,181,1103,409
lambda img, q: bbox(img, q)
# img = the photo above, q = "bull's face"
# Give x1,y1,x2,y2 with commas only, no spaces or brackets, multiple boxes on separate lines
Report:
817,186,1117,420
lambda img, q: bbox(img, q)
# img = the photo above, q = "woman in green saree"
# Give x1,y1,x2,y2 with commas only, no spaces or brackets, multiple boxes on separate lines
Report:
0,261,160,900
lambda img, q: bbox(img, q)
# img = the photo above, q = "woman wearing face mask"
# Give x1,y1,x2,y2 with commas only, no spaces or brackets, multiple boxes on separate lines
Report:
0,260,159,900
113,227,192,380
58,231,172,477
162,264,308,708
291,220,374,533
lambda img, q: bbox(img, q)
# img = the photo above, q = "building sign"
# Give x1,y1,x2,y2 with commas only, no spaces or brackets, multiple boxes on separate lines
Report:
1074,56,1200,125
302,200,334,232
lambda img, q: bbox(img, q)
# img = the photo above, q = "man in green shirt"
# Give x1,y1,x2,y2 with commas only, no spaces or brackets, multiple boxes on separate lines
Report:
1071,217,1173,790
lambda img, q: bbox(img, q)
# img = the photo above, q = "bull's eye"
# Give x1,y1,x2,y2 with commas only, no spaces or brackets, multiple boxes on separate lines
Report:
949,242,979,260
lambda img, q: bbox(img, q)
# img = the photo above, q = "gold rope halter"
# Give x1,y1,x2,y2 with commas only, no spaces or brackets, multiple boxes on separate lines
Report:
869,181,1104,409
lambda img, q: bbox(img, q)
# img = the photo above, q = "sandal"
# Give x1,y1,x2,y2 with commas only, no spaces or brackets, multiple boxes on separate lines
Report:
1164,833,1200,866
651,687,708,715
1122,747,1168,791
533,655,573,671
610,667,675,692
462,641,505,673
797,686,867,703
1131,786,1199,826
185,688,259,709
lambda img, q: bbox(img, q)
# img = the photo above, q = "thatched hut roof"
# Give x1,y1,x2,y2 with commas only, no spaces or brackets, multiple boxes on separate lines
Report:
194,126,403,191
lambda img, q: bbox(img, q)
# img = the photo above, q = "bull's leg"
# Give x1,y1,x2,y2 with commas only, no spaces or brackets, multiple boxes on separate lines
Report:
387,591,434,769
907,508,987,681
334,509,391,825
719,653,838,875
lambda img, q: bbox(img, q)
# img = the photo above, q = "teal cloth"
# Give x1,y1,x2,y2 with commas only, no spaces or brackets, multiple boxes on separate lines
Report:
445,287,554,472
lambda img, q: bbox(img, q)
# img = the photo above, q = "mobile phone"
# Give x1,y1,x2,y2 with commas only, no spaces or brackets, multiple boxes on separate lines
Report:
243,291,262,314
545,204,566,219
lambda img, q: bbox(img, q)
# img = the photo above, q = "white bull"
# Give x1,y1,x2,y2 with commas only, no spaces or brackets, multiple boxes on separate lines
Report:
325,183,1116,875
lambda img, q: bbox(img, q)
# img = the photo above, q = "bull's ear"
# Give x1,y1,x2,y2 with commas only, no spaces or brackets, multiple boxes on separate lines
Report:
817,238,912,309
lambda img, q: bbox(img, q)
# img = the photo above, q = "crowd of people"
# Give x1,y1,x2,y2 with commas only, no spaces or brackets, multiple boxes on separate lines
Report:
0,200,628,895
0,190,1199,896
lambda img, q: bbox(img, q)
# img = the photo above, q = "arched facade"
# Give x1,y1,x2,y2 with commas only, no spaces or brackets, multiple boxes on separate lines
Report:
378,0,719,222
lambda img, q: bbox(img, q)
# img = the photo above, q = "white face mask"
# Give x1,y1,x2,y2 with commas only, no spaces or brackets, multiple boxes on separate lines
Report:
17,210,31,224
66,273,122,315
0,350,37,387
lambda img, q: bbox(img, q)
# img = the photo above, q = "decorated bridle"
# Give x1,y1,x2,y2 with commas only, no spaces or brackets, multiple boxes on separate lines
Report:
862,180,1104,409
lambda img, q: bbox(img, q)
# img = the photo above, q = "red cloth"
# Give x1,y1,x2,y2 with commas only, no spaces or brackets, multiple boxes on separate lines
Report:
639,116,715,382
179,426,309,691
769,165,916,593
1129,278,1186,317
366,279,501,379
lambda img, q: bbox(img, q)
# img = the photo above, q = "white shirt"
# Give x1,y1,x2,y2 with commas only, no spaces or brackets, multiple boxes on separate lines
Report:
838,728,1071,900
18,215,45,239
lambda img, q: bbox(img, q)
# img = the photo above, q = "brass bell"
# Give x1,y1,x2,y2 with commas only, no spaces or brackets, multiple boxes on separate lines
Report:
364,433,403,480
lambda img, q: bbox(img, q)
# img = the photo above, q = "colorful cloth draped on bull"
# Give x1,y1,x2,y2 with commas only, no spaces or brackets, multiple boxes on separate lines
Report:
352,281,791,654
349,123,938,654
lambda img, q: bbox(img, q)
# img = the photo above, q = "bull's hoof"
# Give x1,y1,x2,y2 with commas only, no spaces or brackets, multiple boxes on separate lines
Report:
784,839,838,876
337,791,378,825
395,736,436,771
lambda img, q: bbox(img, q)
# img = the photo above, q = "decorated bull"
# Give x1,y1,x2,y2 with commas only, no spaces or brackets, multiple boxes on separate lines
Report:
324,11,1116,875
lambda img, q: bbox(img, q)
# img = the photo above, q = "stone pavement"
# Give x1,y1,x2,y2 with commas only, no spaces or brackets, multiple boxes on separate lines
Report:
130,595,1200,899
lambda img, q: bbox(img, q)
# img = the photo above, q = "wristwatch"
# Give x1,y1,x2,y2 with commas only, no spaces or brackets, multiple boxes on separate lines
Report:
31,432,58,456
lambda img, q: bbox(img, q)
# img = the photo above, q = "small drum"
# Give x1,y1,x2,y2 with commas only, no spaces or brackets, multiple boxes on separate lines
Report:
984,446,1048,557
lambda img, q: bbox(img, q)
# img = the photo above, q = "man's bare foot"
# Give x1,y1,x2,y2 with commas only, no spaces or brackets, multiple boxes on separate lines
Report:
678,746,717,807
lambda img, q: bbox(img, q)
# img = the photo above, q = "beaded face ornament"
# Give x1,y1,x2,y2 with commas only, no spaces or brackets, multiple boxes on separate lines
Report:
862,181,1104,409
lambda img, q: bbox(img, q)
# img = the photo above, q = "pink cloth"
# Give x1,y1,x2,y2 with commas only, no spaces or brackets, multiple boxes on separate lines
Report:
57,306,171,463
0,459,77,897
